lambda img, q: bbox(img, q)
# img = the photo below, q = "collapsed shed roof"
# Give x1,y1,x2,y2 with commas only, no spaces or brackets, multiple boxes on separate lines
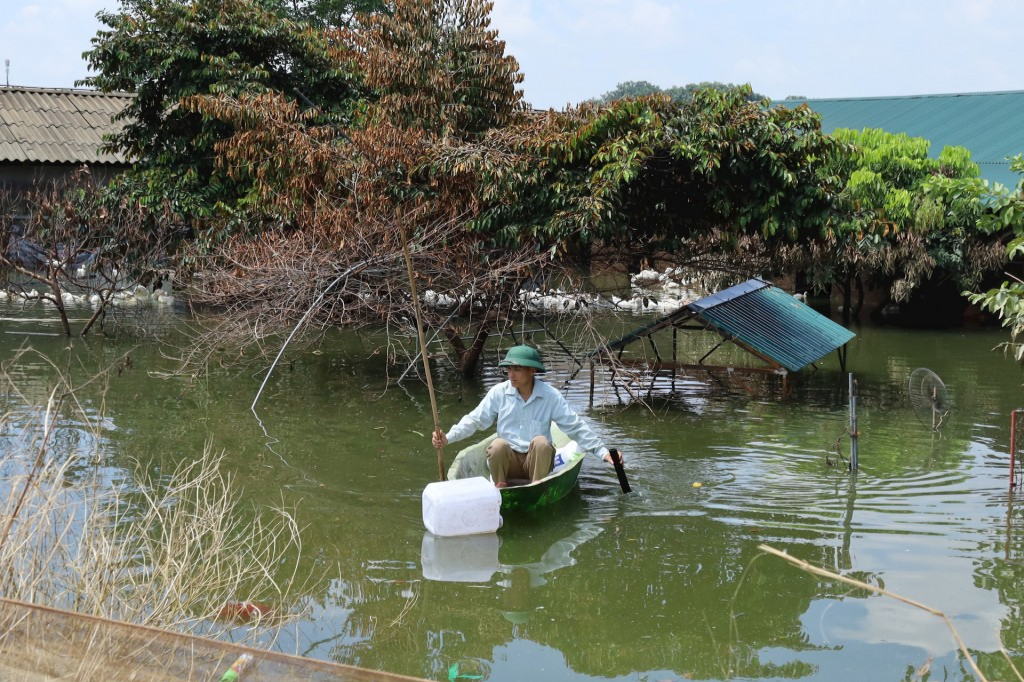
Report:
603,278,855,374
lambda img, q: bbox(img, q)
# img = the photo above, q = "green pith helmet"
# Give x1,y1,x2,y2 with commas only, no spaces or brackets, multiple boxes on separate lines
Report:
498,345,546,373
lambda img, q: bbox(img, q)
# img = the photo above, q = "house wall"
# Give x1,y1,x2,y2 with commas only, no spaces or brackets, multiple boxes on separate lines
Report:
0,162,129,204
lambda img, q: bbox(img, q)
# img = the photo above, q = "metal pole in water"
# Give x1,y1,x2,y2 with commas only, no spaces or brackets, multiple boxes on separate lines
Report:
849,373,858,471
1011,410,1020,491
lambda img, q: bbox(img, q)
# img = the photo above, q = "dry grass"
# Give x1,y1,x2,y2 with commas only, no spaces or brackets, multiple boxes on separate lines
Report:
0,348,309,649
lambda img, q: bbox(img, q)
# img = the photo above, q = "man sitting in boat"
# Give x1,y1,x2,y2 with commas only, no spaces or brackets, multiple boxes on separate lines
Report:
431,345,621,488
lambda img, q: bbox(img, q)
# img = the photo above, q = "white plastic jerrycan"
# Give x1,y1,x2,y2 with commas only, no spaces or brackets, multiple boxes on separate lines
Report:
422,476,502,537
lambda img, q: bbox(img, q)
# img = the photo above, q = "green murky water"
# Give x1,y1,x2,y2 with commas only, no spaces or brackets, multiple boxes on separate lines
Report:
3,299,1024,682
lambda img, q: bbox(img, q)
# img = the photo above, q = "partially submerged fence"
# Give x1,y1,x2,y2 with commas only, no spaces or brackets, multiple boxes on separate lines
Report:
0,597,429,682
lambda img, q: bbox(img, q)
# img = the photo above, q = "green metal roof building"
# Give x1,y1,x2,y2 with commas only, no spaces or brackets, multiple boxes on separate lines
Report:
781,90,1024,190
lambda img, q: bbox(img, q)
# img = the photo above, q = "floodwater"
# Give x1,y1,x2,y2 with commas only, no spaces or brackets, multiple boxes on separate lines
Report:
3,298,1024,682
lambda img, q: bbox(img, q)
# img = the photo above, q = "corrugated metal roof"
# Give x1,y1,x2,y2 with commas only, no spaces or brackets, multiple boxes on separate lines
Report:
602,278,855,373
689,279,855,372
0,86,133,165
780,90,1024,190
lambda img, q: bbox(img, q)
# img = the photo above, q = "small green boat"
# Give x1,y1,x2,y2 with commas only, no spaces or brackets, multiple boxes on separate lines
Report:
446,424,586,512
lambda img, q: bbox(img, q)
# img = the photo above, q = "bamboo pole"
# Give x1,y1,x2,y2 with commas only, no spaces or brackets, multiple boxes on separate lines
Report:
399,224,445,481
759,544,988,682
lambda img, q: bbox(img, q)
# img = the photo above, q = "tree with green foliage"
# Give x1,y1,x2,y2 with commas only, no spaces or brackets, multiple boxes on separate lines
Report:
805,128,1017,323
439,86,849,278
178,0,538,376
664,81,766,103
284,0,388,28
80,0,364,243
593,80,765,105
590,80,663,103
966,155,1024,356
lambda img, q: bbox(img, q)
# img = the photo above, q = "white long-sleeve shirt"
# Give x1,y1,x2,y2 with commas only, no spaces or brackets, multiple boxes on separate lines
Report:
445,378,609,459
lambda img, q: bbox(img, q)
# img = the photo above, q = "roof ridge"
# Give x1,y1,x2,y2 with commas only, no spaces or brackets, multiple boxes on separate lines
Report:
0,85,134,98
784,89,1024,103
0,86,132,164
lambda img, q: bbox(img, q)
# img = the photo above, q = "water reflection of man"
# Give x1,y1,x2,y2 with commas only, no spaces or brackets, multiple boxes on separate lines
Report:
431,345,622,488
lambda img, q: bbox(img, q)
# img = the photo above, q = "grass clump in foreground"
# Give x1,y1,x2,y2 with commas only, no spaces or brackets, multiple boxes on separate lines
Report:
0,348,308,655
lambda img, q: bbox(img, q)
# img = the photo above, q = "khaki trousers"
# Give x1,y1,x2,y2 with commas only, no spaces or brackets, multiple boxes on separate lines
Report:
487,435,554,485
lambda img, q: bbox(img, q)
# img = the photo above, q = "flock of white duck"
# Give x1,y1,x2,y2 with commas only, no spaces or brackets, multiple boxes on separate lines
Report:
0,282,176,308
3,268,798,317
425,268,708,316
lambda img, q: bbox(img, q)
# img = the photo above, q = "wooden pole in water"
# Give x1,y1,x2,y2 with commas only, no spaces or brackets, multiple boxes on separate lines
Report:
589,361,595,408
399,224,445,481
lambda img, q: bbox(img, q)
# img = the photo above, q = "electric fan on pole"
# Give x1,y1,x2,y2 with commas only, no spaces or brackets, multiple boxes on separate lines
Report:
908,368,951,431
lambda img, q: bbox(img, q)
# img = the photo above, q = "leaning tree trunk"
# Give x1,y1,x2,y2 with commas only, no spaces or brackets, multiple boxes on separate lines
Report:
44,270,72,337
443,317,495,377
852,274,865,321
841,274,853,326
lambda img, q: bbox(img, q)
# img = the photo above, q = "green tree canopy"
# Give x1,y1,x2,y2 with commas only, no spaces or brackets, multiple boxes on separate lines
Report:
178,0,535,375
966,154,1024,355
591,80,663,102
664,81,767,103
439,87,848,268
284,0,388,28
81,0,364,233
593,80,766,105
806,128,1019,320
